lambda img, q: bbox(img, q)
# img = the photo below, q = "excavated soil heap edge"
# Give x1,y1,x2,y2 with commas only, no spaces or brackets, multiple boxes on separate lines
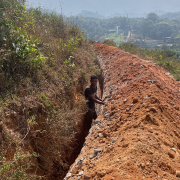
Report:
64,42,180,180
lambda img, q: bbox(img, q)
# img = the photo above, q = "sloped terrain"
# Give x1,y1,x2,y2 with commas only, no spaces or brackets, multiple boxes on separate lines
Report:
65,42,180,180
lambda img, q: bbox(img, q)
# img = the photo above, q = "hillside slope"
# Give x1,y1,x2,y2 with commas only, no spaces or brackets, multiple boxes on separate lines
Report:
65,43,180,180
0,1,101,179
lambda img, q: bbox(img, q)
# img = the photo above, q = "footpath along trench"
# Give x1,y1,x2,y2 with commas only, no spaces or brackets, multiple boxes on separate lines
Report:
64,42,180,180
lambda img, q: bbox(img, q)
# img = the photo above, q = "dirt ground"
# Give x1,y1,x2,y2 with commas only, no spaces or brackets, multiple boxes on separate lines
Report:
64,42,180,180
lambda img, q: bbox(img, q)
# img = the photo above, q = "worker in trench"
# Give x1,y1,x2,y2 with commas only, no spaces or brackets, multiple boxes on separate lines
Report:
84,75,104,135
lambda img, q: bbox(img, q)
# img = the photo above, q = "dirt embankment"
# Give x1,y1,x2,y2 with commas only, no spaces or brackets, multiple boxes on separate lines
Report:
65,42,180,180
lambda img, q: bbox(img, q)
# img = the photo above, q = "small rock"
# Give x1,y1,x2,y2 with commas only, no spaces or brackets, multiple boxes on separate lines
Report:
126,107,131,111
89,154,94,159
71,166,79,174
168,150,176,158
105,103,108,107
175,106,179,110
83,173,92,179
103,132,108,138
111,101,115,104
133,98,139,104
94,120,100,125
132,62,137,66
122,143,129,148
79,171,84,176
148,80,157,83
107,122,111,126
109,85,115,90
140,163,145,169
124,99,127,103
130,104,133,107
139,65,147,69
104,113,110,118
75,160,80,165
170,147,177,153
148,128,153,133
176,171,180,177
66,173,72,179
111,138,117,143
105,60,110,65
170,102,175,106
94,148,102,156
99,133,103,138
114,114,118,119
149,107,157,113
144,95,149,100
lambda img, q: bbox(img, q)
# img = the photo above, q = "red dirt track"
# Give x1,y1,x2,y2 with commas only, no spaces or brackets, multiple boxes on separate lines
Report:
65,43,180,180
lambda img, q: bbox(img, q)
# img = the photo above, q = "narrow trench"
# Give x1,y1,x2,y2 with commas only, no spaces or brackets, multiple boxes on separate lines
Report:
62,70,104,179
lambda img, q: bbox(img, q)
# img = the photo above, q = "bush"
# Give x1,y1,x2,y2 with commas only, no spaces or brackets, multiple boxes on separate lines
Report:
0,0,45,90
103,39,117,47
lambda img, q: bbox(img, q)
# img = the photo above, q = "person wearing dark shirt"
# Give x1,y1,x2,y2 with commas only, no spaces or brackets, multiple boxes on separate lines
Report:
84,75,104,134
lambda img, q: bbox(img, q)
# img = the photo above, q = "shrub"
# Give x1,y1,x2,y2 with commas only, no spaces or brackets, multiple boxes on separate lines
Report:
103,39,117,47
0,0,45,90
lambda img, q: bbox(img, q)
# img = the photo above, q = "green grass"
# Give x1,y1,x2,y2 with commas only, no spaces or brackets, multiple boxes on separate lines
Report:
108,33,124,45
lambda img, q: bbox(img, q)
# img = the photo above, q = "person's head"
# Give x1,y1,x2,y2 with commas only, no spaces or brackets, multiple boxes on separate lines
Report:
90,75,98,88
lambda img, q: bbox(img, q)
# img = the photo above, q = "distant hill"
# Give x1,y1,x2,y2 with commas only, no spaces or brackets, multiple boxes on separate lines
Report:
161,12,180,19
77,10,104,19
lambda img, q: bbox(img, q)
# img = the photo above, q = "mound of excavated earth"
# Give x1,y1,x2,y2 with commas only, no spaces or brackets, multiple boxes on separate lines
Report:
64,43,180,180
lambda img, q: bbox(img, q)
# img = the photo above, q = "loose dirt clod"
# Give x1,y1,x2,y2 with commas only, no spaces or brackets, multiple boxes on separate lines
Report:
176,171,180,178
168,150,176,159
65,43,180,180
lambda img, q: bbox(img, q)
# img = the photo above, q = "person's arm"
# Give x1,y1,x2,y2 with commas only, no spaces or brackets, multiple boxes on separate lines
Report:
95,94,104,102
89,94,104,105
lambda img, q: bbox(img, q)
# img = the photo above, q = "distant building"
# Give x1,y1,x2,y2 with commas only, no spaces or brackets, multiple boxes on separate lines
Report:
135,39,163,48
164,37,180,43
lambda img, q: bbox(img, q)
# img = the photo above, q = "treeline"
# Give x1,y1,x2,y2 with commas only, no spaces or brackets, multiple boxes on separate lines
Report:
73,13,180,42
161,12,180,20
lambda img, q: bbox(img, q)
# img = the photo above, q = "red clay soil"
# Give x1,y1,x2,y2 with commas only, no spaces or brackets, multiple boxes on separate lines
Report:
64,42,180,180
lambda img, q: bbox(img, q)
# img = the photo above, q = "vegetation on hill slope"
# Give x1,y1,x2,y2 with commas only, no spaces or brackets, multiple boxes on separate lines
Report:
74,13,180,46
0,0,100,179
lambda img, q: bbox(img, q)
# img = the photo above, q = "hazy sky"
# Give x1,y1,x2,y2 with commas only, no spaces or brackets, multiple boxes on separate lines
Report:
26,0,180,17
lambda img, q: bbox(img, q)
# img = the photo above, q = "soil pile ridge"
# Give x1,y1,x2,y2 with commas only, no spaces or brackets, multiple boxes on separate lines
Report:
65,43,180,180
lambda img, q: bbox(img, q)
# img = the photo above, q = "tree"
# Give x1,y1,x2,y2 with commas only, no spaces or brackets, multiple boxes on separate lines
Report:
120,17,128,30
155,22,173,40
141,19,154,39
147,13,159,23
